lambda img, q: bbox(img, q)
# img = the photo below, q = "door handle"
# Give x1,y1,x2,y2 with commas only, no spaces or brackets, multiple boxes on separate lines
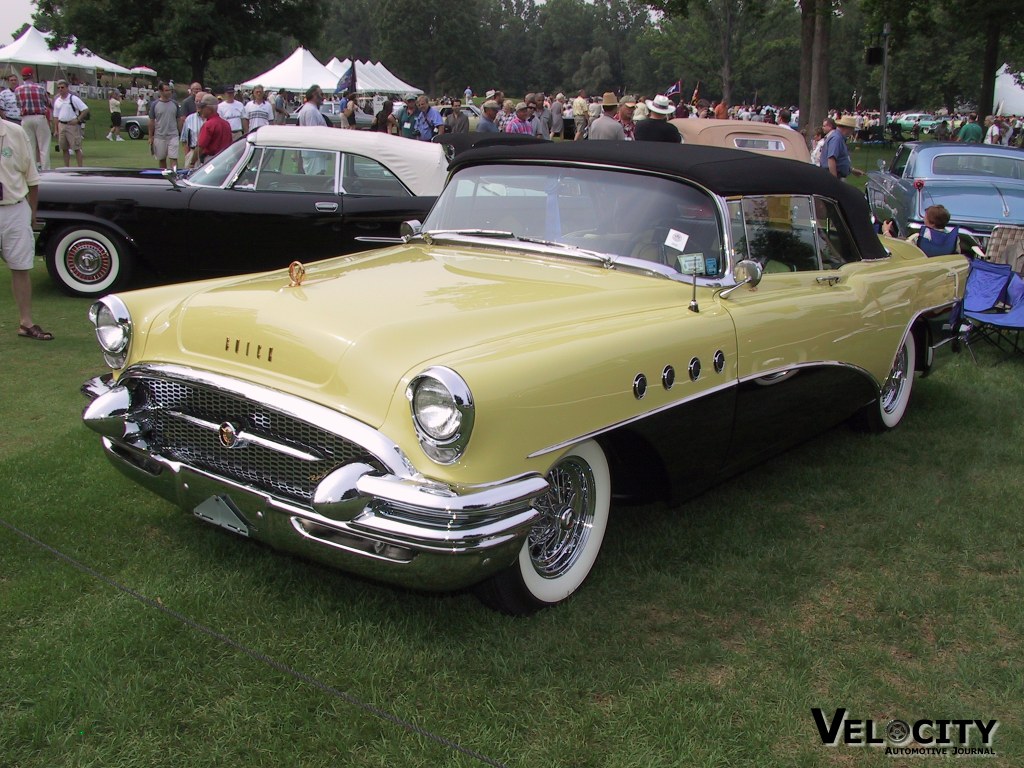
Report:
816,275,841,286
315,202,338,213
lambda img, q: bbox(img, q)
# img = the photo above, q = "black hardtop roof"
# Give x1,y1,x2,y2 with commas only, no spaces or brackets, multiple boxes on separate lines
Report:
448,141,887,261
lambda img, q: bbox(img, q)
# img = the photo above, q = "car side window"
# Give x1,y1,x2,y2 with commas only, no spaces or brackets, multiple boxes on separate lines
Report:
731,195,820,273
340,154,411,197
812,197,860,269
253,148,337,193
891,145,911,177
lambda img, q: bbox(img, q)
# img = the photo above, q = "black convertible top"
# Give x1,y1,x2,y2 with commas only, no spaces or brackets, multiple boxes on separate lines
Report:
449,141,886,261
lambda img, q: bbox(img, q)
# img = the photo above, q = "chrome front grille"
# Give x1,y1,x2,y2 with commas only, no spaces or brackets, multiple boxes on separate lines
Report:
128,375,376,503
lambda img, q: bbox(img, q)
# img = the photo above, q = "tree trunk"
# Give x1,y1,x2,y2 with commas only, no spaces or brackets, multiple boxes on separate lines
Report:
808,0,831,144
978,13,999,119
798,0,815,146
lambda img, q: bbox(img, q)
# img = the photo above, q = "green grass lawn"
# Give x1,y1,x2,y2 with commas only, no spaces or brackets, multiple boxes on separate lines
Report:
1,121,1021,767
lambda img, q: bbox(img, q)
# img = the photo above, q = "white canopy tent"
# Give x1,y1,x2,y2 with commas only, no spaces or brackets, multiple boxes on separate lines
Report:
325,57,421,96
993,65,1024,116
0,26,131,79
241,47,338,92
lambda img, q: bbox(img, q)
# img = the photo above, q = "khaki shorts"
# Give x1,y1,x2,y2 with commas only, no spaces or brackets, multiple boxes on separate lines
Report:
0,200,35,271
58,121,83,152
152,136,179,161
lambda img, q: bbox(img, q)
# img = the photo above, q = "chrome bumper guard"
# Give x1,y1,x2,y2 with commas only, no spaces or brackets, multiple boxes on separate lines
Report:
82,373,549,591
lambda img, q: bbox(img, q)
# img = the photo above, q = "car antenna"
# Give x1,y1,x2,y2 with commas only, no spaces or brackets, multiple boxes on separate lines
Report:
689,267,699,313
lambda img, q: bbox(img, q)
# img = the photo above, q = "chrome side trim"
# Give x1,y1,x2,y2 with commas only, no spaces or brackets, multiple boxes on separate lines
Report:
528,379,737,459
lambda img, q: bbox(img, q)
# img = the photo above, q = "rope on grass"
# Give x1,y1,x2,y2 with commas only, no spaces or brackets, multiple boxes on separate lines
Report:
0,516,509,768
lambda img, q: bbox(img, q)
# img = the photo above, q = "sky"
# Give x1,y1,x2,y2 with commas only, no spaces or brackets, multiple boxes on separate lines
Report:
7,0,35,43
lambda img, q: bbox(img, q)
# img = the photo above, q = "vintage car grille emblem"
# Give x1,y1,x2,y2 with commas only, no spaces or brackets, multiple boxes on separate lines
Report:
218,421,240,448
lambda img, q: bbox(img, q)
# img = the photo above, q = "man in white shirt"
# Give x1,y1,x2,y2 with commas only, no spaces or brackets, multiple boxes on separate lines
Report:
243,85,273,132
51,80,89,167
217,86,246,139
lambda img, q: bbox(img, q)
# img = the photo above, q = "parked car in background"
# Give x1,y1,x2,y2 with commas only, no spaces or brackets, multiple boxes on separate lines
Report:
438,103,483,131
120,113,149,140
865,141,1024,250
37,126,447,296
895,113,940,134
669,118,811,161
286,102,374,129
81,142,966,615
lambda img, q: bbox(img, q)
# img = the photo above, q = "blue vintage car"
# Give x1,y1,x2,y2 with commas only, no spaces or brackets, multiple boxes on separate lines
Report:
866,142,1024,250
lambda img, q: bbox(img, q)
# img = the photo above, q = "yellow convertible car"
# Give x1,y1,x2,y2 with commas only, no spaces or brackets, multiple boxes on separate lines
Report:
82,142,967,614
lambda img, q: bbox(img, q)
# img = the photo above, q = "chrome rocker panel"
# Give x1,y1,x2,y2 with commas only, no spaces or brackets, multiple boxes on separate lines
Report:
83,371,548,591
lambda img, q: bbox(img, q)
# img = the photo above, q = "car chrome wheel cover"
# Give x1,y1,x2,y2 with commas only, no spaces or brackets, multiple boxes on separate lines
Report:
529,455,597,578
65,237,113,284
880,341,909,415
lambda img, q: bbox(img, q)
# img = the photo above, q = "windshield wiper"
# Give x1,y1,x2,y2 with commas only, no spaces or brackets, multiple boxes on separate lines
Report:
422,229,614,267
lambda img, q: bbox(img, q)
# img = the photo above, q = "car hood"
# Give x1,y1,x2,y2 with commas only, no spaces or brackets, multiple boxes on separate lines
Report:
140,244,687,428
918,179,1024,227
40,167,178,187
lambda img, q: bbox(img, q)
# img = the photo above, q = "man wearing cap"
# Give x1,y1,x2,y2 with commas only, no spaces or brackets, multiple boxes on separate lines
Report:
504,102,535,135
615,96,636,140
0,113,52,340
476,100,500,133
217,86,246,140
196,94,232,163
397,95,419,138
0,74,21,124
14,67,51,170
820,116,862,179
634,95,681,143
588,92,625,140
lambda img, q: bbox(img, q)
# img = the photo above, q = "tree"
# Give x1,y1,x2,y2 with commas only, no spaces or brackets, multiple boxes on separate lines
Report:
33,0,327,84
573,47,614,94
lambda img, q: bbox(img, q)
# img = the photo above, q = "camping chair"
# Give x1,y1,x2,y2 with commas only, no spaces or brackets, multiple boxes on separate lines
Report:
981,225,1024,272
913,225,961,257
955,259,1024,362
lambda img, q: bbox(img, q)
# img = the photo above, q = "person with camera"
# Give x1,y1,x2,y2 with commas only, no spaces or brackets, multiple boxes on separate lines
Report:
51,80,89,168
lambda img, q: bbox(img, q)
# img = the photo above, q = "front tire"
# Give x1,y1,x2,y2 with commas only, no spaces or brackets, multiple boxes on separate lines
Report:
858,331,916,432
475,440,611,615
127,122,142,140
45,225,134,297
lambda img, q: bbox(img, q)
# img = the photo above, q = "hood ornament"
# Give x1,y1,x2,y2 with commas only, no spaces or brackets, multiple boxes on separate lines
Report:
288,261,306,287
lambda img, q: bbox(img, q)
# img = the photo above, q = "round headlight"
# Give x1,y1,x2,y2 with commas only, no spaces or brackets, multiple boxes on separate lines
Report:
407,367,475,464
88,296,132,368
412,377,461,440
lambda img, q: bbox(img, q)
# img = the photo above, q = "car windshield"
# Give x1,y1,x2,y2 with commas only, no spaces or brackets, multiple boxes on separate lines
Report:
187,140,248,188
422,164,726,278
930,153,1024,180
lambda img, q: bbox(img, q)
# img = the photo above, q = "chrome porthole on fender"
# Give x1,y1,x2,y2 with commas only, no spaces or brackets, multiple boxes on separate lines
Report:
662,365,675,390
633,373,648,400
406,366,475,464
688,357,701,381
713,350,725,374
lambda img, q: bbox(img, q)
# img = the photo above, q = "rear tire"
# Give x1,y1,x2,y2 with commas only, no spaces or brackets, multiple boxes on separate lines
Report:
127,122,142,140
45,225,134,297
475,440,610,615
857,331,916,432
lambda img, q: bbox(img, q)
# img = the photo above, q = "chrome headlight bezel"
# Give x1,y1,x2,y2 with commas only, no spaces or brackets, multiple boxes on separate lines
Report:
88,295,132,369
406,366,474,464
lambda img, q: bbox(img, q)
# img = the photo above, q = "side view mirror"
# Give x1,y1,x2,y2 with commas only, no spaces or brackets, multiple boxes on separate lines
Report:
161,168,181,189
400,220,422,241
877,159,887,172
720,259,763,299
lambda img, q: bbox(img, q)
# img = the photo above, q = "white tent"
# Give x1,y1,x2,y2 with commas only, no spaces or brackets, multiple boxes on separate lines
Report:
0,26,131,77
241,47,338,91
993,65,1024,116
326,57,421,96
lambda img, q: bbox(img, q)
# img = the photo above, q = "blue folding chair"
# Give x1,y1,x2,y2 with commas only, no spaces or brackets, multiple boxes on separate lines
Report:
948,259,1013,363
960,261,1024,362
915,225,960,257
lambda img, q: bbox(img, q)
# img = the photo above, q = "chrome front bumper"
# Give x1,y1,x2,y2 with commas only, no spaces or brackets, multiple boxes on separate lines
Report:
83,373,549,591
